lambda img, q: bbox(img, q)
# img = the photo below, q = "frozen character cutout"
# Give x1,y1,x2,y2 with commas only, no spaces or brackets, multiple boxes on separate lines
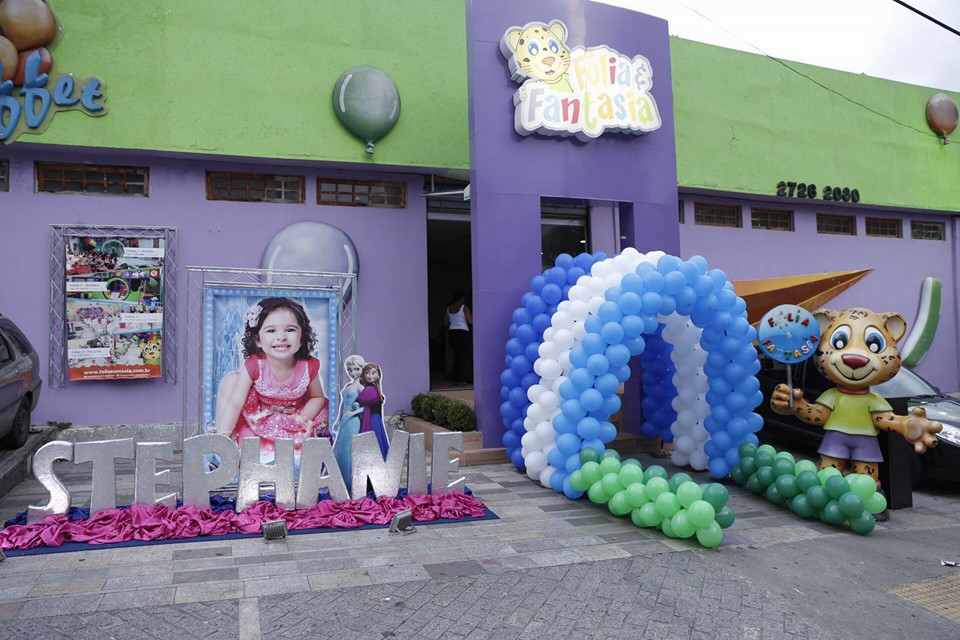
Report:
770,308,942,518
214,297,329,458
357,362,389,457
332,354,366,482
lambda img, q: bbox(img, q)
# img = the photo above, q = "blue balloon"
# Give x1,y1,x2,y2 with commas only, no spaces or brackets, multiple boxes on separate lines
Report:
562,399,587,422
532,313,551,334
542,283,562,305
524,341,540,363
569,346,589,369
623,335,646,356
553,414,576,434
506,338,524,357
546,267,567,286
605,344,631,368
520,373,539,390
513,308,532,326
581,438,605,454
587,354,610,376
688,255,709,274
595,373,620,397
574,252,595,271
598,302,623,324
500,369,519,388
708,458,730,478
577,417,601,440
641,271,665,293
583,333,606,356
556,433,581,455
547,447,566,469
641,292,663,314
663,270,686,294
693,274,715,297
550,470,567,492
621,273,643,293
601,322,625,345
659,294,677,316
621,315,644,338
502,431,521,450
601,393,621,415
580,389,603,412
525,295,547,316
563,477,585,499
511,356,532,376
567,266,585,284
559,380,579,400
707,268,728,288
611,365,632,382
569,367,594,391
511,449,525,468
618,291,642,315
599,421,618,442
555,254,574,270
604,287,622,304
657,255,682,274
531,275,546,293
584,316,603,335
509,387,527,408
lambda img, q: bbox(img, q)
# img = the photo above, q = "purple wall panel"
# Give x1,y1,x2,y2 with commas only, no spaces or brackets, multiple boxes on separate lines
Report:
680,199,959,392
0,148,429,427
467,0,679,447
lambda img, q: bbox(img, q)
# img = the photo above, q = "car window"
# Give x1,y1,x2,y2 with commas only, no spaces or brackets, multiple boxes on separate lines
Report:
0,331,11,364
873,367,941,398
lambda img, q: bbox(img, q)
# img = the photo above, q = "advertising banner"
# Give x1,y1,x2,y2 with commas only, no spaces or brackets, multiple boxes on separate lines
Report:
65,236,164,381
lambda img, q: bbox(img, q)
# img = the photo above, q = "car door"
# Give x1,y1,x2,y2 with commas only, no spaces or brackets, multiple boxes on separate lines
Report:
0,329,21,427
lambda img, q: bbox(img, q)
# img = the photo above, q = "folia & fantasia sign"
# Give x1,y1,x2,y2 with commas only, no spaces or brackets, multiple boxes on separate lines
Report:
499,19,661,141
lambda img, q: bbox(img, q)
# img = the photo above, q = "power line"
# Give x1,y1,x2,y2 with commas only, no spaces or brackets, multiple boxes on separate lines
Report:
891,0,960,37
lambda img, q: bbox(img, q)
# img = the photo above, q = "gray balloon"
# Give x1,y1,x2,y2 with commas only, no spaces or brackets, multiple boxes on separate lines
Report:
333,65,401,154
261,221,359,301
926,93,958,138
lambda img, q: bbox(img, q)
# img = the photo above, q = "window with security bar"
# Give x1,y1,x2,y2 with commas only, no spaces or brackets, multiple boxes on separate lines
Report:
911,220,945,241
0,159,8,192
865,217,901,238
317,178,406,208
751,208,793,231
694,203,741,228
816,213,856,236
206,172,304,203
37,163,148,196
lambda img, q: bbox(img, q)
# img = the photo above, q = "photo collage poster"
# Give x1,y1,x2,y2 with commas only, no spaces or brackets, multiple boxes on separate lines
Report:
65,235,165,381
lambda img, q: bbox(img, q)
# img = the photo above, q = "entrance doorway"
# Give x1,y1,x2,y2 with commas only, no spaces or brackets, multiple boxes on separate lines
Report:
425,177,471,390
542,199,590,270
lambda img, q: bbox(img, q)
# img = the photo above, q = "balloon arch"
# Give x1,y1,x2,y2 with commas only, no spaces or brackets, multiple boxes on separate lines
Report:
499,249,764,498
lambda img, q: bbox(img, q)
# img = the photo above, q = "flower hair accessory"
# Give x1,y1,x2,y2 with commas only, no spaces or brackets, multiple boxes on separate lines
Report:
245,304,263,328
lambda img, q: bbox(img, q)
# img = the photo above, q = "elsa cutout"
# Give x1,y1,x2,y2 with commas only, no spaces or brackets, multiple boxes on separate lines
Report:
332,354,366,482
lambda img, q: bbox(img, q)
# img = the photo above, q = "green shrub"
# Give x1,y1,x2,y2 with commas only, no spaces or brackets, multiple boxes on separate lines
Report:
446,403,476,432
418,395,440,423
411,393,430,419
408,394,476,431
431,397,452,427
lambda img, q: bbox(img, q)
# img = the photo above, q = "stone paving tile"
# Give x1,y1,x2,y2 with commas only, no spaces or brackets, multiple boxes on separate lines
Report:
28,577,107,597
98,586,177,611
307,570,373,591
18,593,103,618
243,575,311,598
102,573,175,591
173,566,240,584
173,580,245,604
171,545,232,560
423,559,487,579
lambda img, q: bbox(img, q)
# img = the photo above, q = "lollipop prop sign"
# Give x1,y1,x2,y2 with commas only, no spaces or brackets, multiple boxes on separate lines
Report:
757,305,818,408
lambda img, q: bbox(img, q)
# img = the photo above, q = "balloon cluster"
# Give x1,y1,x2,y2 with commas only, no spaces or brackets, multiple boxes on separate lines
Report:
730,443,885,535
569,449,734,548
500,249,763,497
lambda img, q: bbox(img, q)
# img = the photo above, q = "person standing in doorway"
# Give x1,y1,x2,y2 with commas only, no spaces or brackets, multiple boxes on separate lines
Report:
444,289,473,385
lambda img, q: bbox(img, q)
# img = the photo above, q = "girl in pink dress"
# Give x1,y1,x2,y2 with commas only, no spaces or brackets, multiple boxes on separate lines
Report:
214,297,329,458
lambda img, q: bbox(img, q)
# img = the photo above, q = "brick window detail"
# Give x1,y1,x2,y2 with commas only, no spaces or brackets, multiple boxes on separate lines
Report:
0,160,8,192
911,220,945,241
693,203,741,228
317,178,406,208
816,213,856,236
751,208,793,231
206,172,305,203
37,163,148,196
865,217,902,238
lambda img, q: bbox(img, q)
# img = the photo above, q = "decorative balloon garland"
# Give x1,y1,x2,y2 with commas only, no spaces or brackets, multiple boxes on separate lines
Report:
500,249,764,498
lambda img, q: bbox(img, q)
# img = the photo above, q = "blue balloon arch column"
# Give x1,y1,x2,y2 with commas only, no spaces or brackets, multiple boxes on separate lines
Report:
499,249,764,498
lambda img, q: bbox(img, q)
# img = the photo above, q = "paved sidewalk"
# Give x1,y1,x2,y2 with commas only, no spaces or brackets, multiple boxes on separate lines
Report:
0,451,957,639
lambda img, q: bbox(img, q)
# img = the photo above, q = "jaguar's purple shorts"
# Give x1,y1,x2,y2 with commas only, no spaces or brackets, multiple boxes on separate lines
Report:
818,431,883,462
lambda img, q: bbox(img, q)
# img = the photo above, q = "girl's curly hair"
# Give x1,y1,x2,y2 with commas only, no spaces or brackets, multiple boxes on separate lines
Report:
242,297,316,359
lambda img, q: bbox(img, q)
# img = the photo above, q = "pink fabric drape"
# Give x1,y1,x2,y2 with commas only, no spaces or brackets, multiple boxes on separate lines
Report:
0,493,487,551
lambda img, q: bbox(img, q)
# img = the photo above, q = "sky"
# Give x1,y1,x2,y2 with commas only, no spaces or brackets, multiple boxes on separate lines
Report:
598,0,960,92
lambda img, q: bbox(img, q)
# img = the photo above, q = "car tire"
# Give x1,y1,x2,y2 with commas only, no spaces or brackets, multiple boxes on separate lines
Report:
0,398,30,450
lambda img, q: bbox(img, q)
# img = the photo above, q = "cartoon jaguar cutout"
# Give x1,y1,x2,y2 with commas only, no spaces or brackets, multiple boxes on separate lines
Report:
770,308,942,515
502,20,574,93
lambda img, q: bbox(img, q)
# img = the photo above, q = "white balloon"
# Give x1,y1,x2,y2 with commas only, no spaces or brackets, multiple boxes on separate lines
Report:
540,359,562,381
569,284,589,302
558,350,572,372
592,262,611,279
557,300,570,313
670,450,690,467
539,390,560,411
543,327,556,343
675,435,695,454
552,311,574,331
553,329,575,350
587,295,604,315
527,384,546,404
525,451,548,475
539,465,556,487
523,417,534,431
604,273,622,288
535,420,556,443
571,320,587,341
689,449,709,470
539,340,560,361
526,403,545,425
568,300,589,320
521,432,540,450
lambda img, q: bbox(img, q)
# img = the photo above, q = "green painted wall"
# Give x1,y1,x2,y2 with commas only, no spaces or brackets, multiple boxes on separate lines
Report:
671,38,960,213
18,0,469,169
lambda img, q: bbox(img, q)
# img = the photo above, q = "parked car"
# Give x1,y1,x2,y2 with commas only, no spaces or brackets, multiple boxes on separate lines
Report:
0,314,42,448
755,353,960,485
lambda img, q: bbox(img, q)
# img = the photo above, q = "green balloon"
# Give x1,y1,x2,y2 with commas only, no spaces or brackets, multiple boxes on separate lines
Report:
622,458,643,469
765,484,786,505
838,492,865,518
774,474,800,499
701,483,730,510
865,491,888,515
630,507,646,528
636,502,663,527
601,472,624,497
796,470,820,492
568,470,589,492
730,464,748,485
756,467,776,488
772,457,796,478
332,66,402,154
602,449,622,461
794,459,818,475
660,515,677,538
671,510,697,538
824,475,851,500
848,474,877,500
588,482,608,504
625,482,650,508
581,461,602,485
696,521,724,548
619,464,644,488
645,476,670,500
849,510,876,535
687,500,716,528
740,457,758,477
790,494,815,519
757,443,777,456
754,451,775,469
655,492,681,518
599,457,622,476
715,505,736,529
747,473,764,495
738,442,758,458
774,451,796,463
820,500,847,525
609,491,633,516
643,464,668,482
675,481,703,508
580,447,601,464
818,467,842,484
668,472,694,493
805,485,829,509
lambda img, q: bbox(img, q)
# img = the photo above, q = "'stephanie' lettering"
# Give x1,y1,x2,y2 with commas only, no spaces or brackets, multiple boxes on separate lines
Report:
500,20,661,140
